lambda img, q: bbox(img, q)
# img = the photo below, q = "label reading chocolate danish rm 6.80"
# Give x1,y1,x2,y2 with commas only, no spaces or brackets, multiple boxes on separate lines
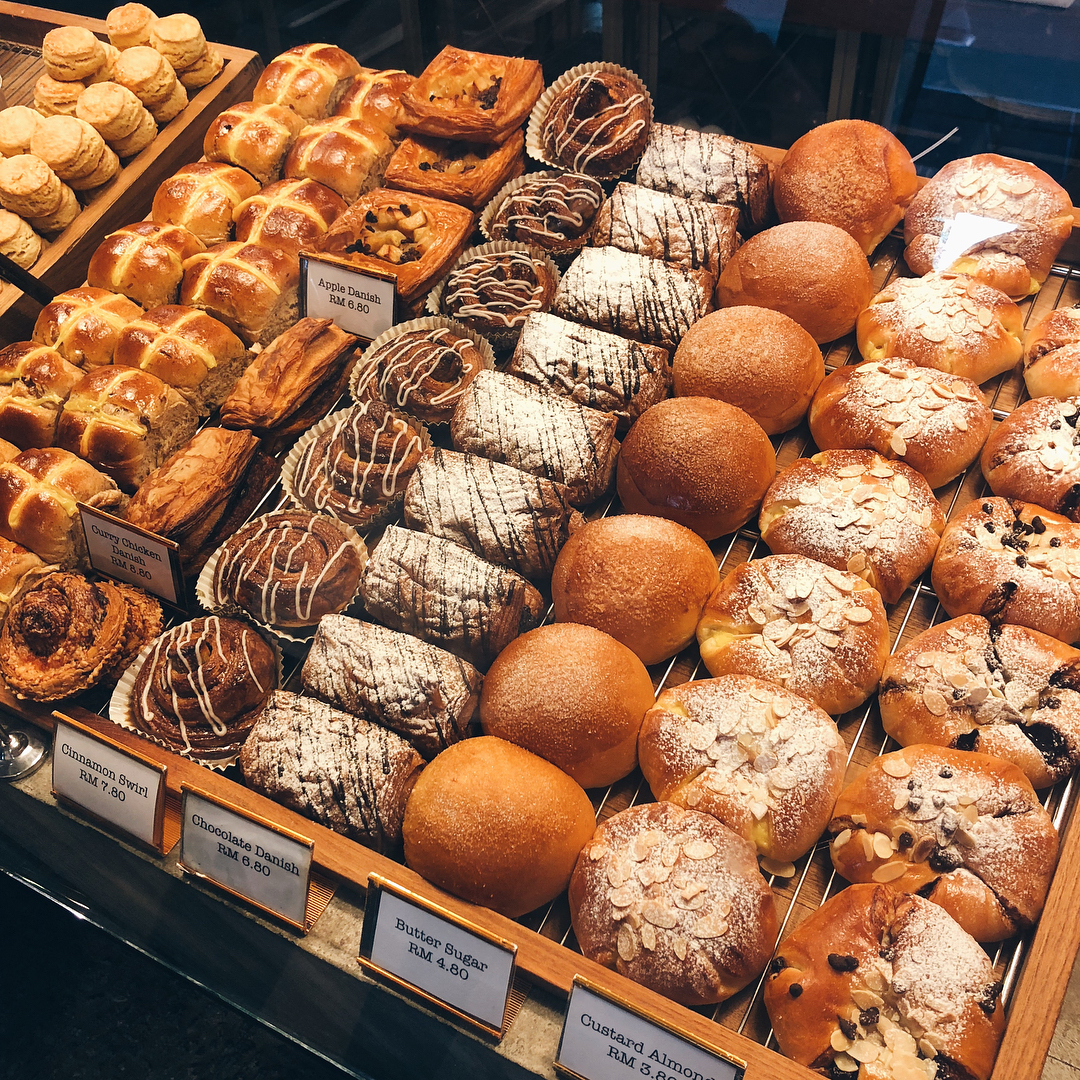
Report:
301,253,397,341
179,787,313,929
555,978,745,1080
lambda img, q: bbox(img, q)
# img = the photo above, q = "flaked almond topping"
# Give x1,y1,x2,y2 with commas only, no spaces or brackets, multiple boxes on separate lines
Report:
915,652,936,667
825,568,855,591
833,828,853,849
852,989,886,1010
894,791,910,811
771,696,792,718
673,936,688,960
631,830,662,861
923,688,949,716
640,923,657,951
749,799,770,820
861,831,876,860
833,1052,859,1073
848,552,867,572
760,857,796,877
691,912,729,938
683,838,717,860
609,884,636,907
872,861,908,883
641,899,678,928
873,832,895,859
688,722,717,752
912,835,936,862
882,757,912,778
847,1040,880,1064
831,1030,853,1052
617,923,638,961
918,1039,938,1059
589,844,607,860
607,860,632,888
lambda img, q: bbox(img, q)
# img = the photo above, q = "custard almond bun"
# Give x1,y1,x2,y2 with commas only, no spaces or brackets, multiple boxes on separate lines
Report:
638,673,846,862
617,397,776,541
697,553,890,716
1023,305,1080,399
480,623,654,788
673,306,824,435
551,513,719,666
402,736,596,917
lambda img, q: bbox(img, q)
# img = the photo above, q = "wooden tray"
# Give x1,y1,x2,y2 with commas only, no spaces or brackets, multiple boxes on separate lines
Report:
0,2,262,346
3,181,1080,1080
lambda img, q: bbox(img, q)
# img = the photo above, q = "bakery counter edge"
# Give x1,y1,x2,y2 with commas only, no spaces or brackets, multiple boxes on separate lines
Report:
0,1,264,345
2,695,1079,1080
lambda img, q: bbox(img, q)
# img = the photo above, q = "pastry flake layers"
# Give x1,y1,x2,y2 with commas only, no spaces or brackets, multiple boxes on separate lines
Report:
241,689,424,854
828,745,1057,941
569,802,778,1006
507,311,670,429
450,369,618,507
301,614,479,759
553,245,712,350
638,674,846,862
403,447,582,578
879,615,1080,788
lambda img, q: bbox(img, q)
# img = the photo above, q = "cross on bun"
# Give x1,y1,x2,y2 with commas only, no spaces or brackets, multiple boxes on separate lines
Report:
232,177,347,258
33,286,142,368
254,43,362,122
87,220,205,310
151,161,261,245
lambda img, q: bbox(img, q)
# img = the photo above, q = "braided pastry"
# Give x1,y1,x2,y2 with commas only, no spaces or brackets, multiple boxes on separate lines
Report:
292,399,426,528
353,325,486,424
132,616,276,758
210,511,366,629
540,70,651,179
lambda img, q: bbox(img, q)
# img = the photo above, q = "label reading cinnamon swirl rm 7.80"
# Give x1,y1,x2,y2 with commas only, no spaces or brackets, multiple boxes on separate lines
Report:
556,978,745,1080
301,253,396,342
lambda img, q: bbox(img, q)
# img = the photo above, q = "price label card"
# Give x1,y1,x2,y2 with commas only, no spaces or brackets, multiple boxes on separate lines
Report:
79,503,184,607
52,718,165,850
301,253,396,341
556,978,745,1080
359,875,517,1036
179,787,314,930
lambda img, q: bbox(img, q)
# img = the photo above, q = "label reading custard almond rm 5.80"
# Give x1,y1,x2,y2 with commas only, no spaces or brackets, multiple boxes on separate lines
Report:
359,874,518,1036
555,978,745,1080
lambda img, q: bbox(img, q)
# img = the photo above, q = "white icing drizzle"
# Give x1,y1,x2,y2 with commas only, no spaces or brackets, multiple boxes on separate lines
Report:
543,73,647,174
443,251,548,328
359,328,478,409
498,174,602,243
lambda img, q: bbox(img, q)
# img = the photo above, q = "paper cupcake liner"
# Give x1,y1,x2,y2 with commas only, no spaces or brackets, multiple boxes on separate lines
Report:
425,240,561,352
280,404,432,536
525,61,654,181
108,623,283,772
196,511,368,647
479,169,604,265
348,314,497,426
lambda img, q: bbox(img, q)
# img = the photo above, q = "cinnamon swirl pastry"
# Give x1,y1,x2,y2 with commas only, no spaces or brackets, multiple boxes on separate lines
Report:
290,400,426,529
0,571,130,701
352,324,487,425
539,69,651,179
436,248,557,339
488,171,604,257
209,512,366,629
132,616,277,759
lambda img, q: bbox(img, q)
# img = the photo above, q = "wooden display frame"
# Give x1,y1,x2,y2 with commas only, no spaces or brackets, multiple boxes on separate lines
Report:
0,3,262,345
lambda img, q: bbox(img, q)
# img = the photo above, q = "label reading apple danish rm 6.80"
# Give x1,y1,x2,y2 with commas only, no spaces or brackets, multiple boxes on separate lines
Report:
556,979,744,1080
301,253,397,341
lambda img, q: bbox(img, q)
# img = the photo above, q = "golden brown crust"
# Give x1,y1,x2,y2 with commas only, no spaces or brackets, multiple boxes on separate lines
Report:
551,513,719,666
334,67,415,139
764,885,1005,1080
638,673,846,861
856,272,1024,383
760,449,945,605
879,614,1080,789
33,286,142,368
1022,304,1080,399
0,536,44,621
904,154,1074,297
617,397,775,541
87,220,205,310
401,45,542,144
775,120,918,255
202,100,306,185
931,497,1080,642
716,221,875,344
697,553,890,716
55,365,198,493
0,447,124,566
0,341,84,449
982,396,1080,516
151,161,261,245
253,43,362,122
219,317,358,436
316,187,475,303
402,735,596,917
284,116,394,203
569,803,778,1005
809,358,992,490
673,307,823,435
828,745,1057,941
480,623,653,788
232,178,347,257
179,240,300,346
384,129,524,210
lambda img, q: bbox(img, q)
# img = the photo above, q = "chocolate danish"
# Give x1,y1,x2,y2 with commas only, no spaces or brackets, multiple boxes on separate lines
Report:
539,69,651,179
132,616,276,759
488,171,604,256
353,324,487,425
291,400,426,529
209,511,366,629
